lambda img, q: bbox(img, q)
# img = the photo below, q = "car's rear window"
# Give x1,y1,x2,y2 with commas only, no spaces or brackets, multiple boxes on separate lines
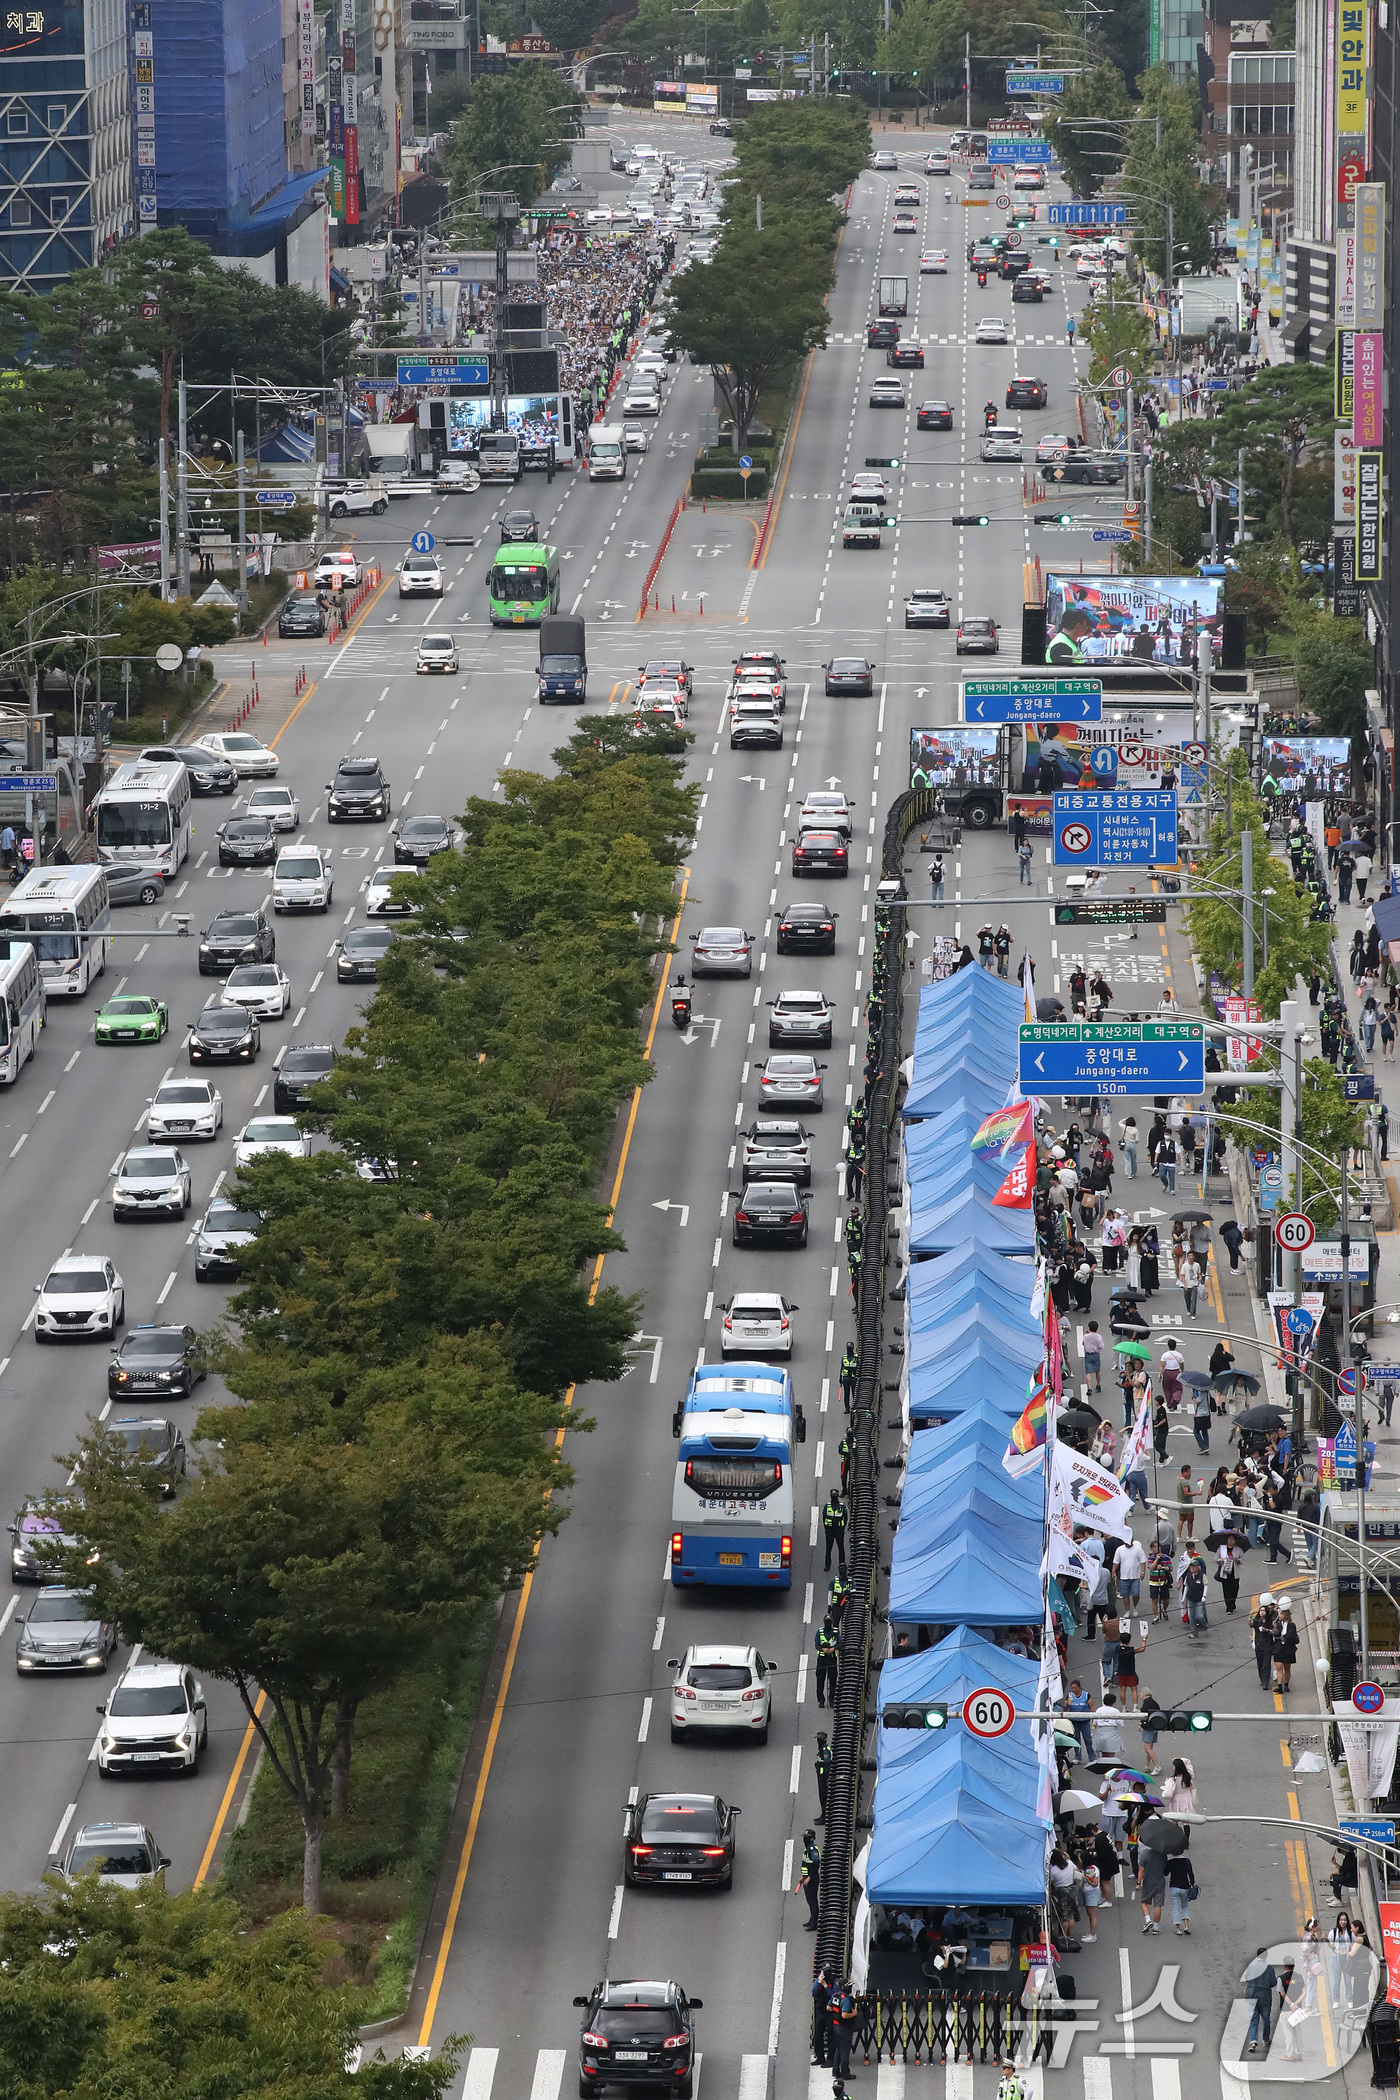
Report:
687,1663,752,1689
751,1124,803,1144
766,1057,815,1075
595,2008,677,2042
640,1800,721,1838
831,660,867,673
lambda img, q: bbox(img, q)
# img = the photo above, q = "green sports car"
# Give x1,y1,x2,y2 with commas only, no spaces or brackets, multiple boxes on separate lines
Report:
94,994,169,1045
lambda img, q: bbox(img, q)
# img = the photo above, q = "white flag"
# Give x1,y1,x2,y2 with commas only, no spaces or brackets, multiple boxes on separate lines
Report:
1117,1395,1152,1483
1050,1443,1133,1537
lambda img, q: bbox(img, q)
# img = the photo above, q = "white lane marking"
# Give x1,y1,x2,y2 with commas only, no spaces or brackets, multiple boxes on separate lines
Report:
9,1132,25,1156
1151,2065,1181,2100
99,1397,112,1421
0,1595,16,1634
309,972,322,994
796,1654,808,1704
462,2049,498,2100
653,1615,665,1651
789,1743,802,1793
803,1581,814,1624
81,1199,97,1224
766,1944,787,2056
64,1050,80,1072
37,1090,53,1114
809,1502,819,1543
254,1085,267,1108
48,1802,77,1859
638,1696,652,1742
607,1887,624,1941
782,1837,794,1894
156,1270,177,1307
1118,1950,1135,2057
740,2054,769,2098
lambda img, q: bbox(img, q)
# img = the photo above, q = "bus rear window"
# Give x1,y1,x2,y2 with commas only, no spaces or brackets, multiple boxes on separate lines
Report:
491,565,549,595
684,1460,782,1498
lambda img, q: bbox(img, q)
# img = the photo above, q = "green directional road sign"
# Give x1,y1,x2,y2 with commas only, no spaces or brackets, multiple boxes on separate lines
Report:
960,676,1102,723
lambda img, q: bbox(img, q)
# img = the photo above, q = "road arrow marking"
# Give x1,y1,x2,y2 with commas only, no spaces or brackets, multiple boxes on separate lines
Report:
737,775,766,788
653,1199,690,1227
826,775,842,788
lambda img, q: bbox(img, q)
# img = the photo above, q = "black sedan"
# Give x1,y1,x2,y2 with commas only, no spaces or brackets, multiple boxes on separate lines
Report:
106,1417,186,1496
106,867,166,907
575,1979,702,2095
198,910,275,976
1050,454,1126,485
393,814,457,866
108,1323,205,1401
824,656,874,696
1006,376,1048,408
905,588,952,628
623,1791,738,1887
216,816,277,868
9,1502,83,1583
273,1042,336,1113
917,400,953,430
732,1178,809,1247
775,902,837,954
139,743,237,796
189,1003,260,1064
277,594,326,640
337,925,395,983
792,829,848,878
887,340,925,368
500,510,539,543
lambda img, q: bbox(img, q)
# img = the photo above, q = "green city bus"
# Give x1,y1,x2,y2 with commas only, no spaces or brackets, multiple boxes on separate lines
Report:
486,543,561,626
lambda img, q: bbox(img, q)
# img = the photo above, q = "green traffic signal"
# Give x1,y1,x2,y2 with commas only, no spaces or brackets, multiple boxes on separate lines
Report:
951,514,989,526
1166,1709,1212,1732
883,1702,949,1729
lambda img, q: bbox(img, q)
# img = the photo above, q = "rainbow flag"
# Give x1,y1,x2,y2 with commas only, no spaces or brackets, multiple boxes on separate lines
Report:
1003,1371,1053,1478
969,1097,1034,1160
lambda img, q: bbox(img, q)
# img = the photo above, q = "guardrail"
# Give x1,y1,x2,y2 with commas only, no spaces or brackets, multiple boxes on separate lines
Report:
638,497,684,620
847,1988,1040,2066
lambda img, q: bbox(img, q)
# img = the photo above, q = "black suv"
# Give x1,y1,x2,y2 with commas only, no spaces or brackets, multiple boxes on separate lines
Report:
326,757,391,822
1006,376,1048,408
732,1178,810,1246
574,1979,702,2096
1012,273,1045,302
1048,453,1126,485
198,910,275,975
277,595,326,640
274,1043,336,1113
866,319,899,348
108,1324,205,1401
216,816,277,867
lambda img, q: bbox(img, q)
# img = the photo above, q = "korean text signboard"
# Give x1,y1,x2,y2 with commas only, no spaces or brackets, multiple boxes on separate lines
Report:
1356,183,1386,325
1354,331,1383,445
1338,0,1370,138
1358,450,1383,582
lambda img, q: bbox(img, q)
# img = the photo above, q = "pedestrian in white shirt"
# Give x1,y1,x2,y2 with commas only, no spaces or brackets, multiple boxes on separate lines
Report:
1113,1537,1148,1609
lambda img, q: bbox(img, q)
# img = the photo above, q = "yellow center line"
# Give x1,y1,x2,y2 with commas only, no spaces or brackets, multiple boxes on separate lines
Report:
270,571,393,752
415,867,692,2048
758,215,846,573
192,1689,268,1889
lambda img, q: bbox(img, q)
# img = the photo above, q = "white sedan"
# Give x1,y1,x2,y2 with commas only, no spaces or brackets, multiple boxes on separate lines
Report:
622,389,661,417
233,1117,311,1171
314,549,362,587
974,317,1009,344
920,249,948,273
146,1079,223,1142
364,866,419,917
668,1645,775,1742
244,785,299,831
720,1291,797,1356
220,963,292,1019
195,732,279,777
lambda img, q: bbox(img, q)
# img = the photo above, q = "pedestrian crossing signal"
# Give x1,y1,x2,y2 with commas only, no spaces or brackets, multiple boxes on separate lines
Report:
883,1702,949,1729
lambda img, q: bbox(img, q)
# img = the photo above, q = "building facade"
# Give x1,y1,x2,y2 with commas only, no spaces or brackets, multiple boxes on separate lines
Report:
1,0,132,292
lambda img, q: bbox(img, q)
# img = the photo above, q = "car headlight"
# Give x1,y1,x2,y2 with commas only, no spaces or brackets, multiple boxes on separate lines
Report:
12,1547,26,1565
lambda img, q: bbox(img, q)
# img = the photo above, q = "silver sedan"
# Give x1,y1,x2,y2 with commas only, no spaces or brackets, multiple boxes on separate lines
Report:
758,1054,826,1110
691,926,754,977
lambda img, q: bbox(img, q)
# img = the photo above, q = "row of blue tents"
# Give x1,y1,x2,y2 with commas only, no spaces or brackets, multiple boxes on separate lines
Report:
859,971,1049,1925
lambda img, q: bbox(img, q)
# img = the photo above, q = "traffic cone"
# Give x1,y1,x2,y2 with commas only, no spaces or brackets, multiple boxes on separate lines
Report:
262,626,267,646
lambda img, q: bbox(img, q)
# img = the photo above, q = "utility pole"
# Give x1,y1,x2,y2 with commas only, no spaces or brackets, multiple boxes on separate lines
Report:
824,29,829,94
176,374,190,600
1197,627,1213,770
1143,450,1152,556
1236,447,1245,545
236,429,249,615
965,33,971,129
1340,1149,1370,1763
1241,824,1255,998
157,438,171,602
1125,378,1135,505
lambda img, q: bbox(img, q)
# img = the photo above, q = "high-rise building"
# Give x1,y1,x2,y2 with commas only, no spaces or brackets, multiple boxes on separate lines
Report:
0,0,133,293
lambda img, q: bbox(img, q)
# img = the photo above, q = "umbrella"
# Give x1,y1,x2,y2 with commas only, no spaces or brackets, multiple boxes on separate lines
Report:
1036,997,1066,1021
1116,1790,1147,1804
1057,1404,1102,1432
1138,1813,1189,1856
1055,1788,1103,1823
1114,1340,1153,1359
1172,1210,1211,1225
1213,1369,1261,1395
1236,1403,1285,1431
1086,1760,1153,1780
1205,1527,1251,1549
1180,1369,1214,1390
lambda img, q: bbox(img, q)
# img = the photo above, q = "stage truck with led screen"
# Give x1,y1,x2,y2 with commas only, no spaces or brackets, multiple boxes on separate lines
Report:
1044,573,1224,667
1261,737,1352,797
447,394,562,467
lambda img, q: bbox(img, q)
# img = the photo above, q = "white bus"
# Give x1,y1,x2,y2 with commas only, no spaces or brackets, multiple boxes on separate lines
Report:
0,864,111,995
0,939,45,1080
91,760,192,877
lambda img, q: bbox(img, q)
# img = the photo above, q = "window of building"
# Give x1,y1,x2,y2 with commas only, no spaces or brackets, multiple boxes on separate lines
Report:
6,111,29,136
49,194,69,219
46,103,66,130
9,197,31,225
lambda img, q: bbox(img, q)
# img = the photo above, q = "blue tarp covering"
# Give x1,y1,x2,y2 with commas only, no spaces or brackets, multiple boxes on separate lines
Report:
904,1122,1020,1213
889,1487,1044,1627
903,1060,1018,1126
908,1308,1041,1389
905,1267,1040,1338
908,1185,1037,1258
906,1246,1036,1319
901,1454,1043,1532
875,1714,1041,1804
907,1401,1025,1455
866,1755,1048,1905
878,1625,1040,1717
907,1354,1026,1426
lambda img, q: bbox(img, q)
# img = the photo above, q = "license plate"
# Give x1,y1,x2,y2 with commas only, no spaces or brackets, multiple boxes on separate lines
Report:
132,1750,165,1761
616,2052,648,2062
663,1871,693,1881
512,614,525,624
700,1699,731,1709
717,1553,743,1565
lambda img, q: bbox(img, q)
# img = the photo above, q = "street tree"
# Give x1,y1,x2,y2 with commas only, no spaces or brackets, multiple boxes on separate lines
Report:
1185,773,1333,1016
1219,1056,1362,1231
446,62,574,212
1202,362,1335,545
1042,60,1133,197
664,223,831,449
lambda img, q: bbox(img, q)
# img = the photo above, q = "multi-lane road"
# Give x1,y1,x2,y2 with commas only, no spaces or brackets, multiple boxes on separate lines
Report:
0,122,1109,2100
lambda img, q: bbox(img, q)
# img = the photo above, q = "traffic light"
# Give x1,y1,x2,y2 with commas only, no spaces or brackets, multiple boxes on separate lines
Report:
952,514,990,525
1164,1708,1212,1733
866,455,902,467
1035,512,1074,526
883,1702,949,1729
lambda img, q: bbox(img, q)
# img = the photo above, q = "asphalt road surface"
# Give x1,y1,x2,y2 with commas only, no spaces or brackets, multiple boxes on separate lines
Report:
0,122,1109,2100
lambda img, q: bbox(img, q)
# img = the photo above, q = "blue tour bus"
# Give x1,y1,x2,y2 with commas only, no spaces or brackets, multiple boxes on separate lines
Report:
669,1363,805,1589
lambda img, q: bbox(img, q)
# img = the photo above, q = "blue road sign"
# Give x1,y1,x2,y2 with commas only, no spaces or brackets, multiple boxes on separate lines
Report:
1340,1816,1393,1841
1006,70,1064,92
1048,203,1128,226
1259,1164,1283,1211
1339,1368,1358,1397
410,531,436,555
961,677,1102,723
1052,790,1178,867
1345,1073,1377,1101
255,489,297,507
1336,1418,1357,1453
396,358,490,386
739,455,753,469
1018,1019,1205,1096
1286,1307,1315,1336
1092,528,1135,544
0,774,57,793
987,140,1052,162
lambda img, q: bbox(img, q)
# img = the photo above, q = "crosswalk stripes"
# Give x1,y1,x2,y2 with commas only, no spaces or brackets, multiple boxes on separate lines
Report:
738,2055,770,2097
804,2057,1190,2099
462,2047,498,2099
528,2051,566,2100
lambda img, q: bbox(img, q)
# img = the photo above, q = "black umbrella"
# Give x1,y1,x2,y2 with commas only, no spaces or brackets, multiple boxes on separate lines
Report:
1213,1369,1261,1395
1205,1527,1251,1549
1057,1403,1102,1431
1172,1209,1212,1225
1180,1369,1213,1390
1036,997,1066,1021
1138,1814,1189,1855
1235,1403,1285,1431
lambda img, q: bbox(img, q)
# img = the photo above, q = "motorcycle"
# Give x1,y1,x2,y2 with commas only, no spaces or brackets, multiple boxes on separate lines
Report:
944,188,952,201
671,976,692,1030
984,402,998,428
977,269,987,287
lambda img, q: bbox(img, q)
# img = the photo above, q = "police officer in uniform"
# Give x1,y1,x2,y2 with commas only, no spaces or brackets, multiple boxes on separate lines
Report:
839,1343,859,1411
797,1828,821,1929
838,1429,853,1493
823,1489,848,1572
812,1964,835,2065
827,1570,849,1625
845,1128,866,1201
814,1613,839,1708
814,1730,833,1823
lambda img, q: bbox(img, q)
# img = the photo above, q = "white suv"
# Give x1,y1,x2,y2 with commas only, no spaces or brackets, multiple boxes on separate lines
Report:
314,549,362,587
399,553,443,598
96,1661,208,1775
273,846,332,913
113,1148,192,1221
34,1254,125,1342
668,1644,775,1742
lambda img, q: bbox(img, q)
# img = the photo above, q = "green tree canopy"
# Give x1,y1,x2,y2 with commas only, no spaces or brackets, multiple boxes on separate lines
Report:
664,223,832,446
1184,765,1333,1016
1042,60,1133,197
446,62,575,212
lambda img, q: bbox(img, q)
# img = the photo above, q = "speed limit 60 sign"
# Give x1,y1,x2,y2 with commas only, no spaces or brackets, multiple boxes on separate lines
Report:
1275,1212,1315,1252
962,1686,1016,1738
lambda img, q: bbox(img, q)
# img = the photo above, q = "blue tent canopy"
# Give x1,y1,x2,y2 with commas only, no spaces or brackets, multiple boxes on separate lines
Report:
902,1442,1043,1516
908,1401,1027,1456
874,1713,1041,1799
905,1272,1041,1342
866,1775,1048,1906
906,1246,1037,1323
909,1185,1036,1257
908,1310,1041,1389
878,1624,1040,1716
912,970,1028,1041
903,1061,1018,1126
907,1337,1033,1424
890,1500,1044,1627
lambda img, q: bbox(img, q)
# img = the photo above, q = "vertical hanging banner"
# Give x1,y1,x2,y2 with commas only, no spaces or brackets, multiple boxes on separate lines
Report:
1336,426,1358,523
130,0,157,231
1356,182,1386,324
328,43,345,216
342,0,359,225
298,0,315,124
1335,526,1362,615
1338,228,1358,325
1357,450,1383,582
1354,331,1384,445
1337,326,1355,421
1338,0,1371,136
1382,1904,1400,2006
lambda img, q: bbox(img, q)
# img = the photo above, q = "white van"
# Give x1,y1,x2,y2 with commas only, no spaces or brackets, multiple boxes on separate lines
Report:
587,424,628,481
